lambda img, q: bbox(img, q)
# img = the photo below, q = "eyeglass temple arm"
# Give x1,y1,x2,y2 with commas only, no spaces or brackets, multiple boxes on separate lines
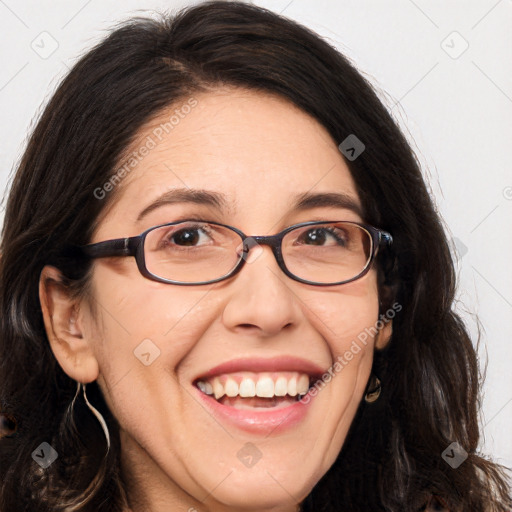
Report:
79,237,140,259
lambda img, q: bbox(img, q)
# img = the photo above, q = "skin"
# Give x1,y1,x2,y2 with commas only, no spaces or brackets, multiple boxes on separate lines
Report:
39,87,391,512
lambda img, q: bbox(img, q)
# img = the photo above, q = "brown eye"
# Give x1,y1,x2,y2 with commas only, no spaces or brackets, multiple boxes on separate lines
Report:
298,226,348,246
0,412,18,438
156,223,216,250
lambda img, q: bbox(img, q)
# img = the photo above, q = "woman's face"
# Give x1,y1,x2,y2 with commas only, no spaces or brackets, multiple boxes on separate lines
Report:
44,88,390,512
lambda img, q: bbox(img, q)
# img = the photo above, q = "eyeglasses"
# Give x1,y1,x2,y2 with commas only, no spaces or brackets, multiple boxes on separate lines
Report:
78,219,392,286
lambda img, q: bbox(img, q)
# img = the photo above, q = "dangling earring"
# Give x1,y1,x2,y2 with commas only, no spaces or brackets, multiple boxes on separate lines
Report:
364,374,381,403
71,381,111,453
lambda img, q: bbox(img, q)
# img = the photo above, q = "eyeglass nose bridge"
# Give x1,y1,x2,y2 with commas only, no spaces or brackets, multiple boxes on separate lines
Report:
237,232,288,269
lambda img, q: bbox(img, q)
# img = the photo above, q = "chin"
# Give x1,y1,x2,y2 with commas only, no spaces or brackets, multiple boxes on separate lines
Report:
202,469,314,512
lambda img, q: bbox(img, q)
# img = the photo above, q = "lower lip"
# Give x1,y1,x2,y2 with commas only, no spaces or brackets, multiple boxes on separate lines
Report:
194,387,316,434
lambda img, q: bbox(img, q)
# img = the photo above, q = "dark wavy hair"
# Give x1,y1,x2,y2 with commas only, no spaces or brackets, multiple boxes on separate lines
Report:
0,2,510,511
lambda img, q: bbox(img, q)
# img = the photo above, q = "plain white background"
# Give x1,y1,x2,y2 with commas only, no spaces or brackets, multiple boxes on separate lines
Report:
1,0,511,473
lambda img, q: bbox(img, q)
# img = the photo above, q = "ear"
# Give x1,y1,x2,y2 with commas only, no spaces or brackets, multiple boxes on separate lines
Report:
375,319,392,350
39,265,99,383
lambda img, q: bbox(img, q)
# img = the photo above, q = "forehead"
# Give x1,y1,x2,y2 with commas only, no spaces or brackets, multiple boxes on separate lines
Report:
95,87,361,234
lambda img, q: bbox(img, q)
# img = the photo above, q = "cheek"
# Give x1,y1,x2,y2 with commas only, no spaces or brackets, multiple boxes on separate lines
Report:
301,275,381,401
87,265,218,390
296,277,381,472
303,275,380,410
305,274,380,354
88,271,222,451
319,288,378,391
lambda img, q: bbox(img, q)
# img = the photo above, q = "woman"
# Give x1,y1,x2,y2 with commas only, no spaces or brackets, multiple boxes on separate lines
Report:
0,2,510,511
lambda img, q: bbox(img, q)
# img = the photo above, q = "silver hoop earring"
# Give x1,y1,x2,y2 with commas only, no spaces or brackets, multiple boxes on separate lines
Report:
364,374,381,403
72,382,111,453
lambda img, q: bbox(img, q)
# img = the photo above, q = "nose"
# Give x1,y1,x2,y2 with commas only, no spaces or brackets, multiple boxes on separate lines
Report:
221,243,301,337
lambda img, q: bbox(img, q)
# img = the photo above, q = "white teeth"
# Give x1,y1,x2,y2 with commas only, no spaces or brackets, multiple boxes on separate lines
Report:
297,374,310,395
256,377,274,398
212,377,225,400
204,381,213,395
196,372,313,400
239,379,256,397
274,376,288,396
225,378,239,397
287,376,297,396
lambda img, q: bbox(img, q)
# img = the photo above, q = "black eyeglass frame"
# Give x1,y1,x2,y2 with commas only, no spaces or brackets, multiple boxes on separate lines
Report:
78,219,393,286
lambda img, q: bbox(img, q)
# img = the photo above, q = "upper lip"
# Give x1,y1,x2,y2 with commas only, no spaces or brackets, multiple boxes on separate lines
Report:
193,356,326,382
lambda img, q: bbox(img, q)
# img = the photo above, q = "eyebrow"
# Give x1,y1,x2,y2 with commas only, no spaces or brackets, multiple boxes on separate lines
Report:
293,191,363,218
136,188,363,221
137,189,229,221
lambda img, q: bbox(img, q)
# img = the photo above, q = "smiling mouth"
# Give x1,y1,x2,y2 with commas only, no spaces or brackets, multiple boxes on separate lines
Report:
194,371,320,409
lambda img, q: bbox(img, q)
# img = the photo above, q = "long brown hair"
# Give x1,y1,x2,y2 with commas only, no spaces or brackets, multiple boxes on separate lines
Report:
1,2,510,511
